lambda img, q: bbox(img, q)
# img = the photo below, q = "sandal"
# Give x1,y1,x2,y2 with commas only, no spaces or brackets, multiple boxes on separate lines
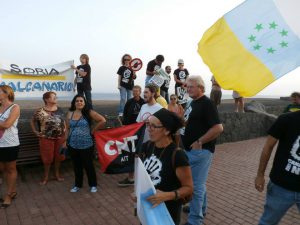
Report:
39,180,48,185
56,177,64,182
0,192,16,209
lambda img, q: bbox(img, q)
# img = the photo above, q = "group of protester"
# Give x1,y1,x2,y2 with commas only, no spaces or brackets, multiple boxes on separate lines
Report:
0,53,299,225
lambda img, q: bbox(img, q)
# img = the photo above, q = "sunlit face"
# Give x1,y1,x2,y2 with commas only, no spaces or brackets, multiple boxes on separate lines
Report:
133,87,141,98
147,116,167,143
0,89,7,101
80,56,87,64
144,88,154,103
45,93,57,105
75,97,85,110
186,80,202,99
170,95,177,103
292,96,300,105
123,56,131,66
178,63,184,69
165,67,171,74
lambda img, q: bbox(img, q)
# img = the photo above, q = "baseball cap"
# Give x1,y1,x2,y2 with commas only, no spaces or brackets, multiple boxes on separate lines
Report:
178,59,184,64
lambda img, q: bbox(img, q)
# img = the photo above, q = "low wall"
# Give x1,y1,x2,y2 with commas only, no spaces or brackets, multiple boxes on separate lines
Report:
18,111,276,144
217,112,276,144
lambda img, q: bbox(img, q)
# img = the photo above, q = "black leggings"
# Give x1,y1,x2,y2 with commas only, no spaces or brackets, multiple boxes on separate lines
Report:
69,146,97,187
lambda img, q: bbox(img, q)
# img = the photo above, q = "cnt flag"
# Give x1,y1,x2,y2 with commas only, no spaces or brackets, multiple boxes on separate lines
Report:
94,122,145,174
198,0,300,97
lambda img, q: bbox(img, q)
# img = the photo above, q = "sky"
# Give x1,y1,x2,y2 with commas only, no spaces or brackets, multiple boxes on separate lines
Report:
1,0,299,97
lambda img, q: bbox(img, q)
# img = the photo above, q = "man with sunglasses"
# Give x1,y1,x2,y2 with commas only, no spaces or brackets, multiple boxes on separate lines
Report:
145,55,165,86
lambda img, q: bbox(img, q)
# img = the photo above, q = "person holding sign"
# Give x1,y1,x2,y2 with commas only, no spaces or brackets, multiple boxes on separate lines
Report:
71,54,93,109
145,55,164,86
117,54,136,117
0,85,20,208
174,59,189,107
140,108,193,225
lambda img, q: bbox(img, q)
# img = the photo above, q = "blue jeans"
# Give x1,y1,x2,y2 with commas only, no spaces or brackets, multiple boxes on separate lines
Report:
118,87,132,115
186,149,213,225
145,75,152,86
78,89,93,109
160,90,169,103
258,181,300,225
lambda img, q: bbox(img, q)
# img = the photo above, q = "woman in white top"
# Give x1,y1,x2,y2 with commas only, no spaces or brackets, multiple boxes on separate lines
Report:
0,85,20,208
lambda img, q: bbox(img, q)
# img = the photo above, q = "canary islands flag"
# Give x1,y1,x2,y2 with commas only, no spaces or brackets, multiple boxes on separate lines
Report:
199,0,300,97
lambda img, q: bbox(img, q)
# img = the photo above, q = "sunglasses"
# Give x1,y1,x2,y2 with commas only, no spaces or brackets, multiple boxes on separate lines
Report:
124,58,131,61
170,98,177,100
146,122,164,129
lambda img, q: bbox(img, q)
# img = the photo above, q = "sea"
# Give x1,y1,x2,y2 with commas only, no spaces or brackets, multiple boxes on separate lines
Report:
16,93,282,101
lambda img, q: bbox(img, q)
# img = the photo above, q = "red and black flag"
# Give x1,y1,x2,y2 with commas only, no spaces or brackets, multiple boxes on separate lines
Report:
94,122,145,174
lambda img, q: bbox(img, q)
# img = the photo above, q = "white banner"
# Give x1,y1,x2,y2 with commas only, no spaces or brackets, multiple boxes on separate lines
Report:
0,60,74,98
135,158,174,225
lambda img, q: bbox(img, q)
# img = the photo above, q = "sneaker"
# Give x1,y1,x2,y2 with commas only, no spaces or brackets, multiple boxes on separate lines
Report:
90,186,97,193
70,186,80,193
117,177,134,187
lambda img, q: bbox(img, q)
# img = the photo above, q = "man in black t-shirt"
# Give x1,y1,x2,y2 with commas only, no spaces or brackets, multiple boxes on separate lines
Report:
145,55,164,86
181,76,223,225
174,59,189,107
255,111,300,224
160,66,171,103
71,54,93,109
122,85,145,125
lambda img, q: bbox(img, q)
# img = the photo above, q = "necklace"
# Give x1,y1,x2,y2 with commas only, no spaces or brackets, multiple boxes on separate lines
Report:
151,143,170,160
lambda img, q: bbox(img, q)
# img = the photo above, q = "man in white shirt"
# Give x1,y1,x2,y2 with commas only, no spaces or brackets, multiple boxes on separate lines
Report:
118,84,162,187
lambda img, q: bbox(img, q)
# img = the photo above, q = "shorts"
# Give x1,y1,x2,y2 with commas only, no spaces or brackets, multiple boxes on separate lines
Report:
0,146,19,162
39,137,65,165
210,89,222,106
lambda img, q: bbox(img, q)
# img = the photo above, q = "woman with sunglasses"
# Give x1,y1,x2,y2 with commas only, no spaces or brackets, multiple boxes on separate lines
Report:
0,85,20,208
65,95,106,193
141,108,193,225
117,54,136,118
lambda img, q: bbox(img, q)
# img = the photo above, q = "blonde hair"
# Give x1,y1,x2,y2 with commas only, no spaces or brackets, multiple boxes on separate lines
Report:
0,85,15,102
80,54,89,64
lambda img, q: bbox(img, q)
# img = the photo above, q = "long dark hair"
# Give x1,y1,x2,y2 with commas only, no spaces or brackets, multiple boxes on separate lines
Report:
69,94,92,126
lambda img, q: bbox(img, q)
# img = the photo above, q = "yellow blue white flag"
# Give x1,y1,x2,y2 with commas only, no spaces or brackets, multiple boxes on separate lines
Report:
199,0,300,97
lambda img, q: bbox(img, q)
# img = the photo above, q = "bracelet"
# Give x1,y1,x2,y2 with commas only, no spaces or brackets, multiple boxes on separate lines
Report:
174,190,179,201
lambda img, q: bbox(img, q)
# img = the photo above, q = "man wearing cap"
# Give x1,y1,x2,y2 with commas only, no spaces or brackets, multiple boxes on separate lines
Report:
145,55,165,86
181,76,223,225
174,59,189,107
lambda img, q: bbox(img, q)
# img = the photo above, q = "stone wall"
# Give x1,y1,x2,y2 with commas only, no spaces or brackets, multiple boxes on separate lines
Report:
217,112,276,144
18,111,276,144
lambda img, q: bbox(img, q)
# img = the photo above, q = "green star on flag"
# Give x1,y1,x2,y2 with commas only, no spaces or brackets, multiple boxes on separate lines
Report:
267,47,276,54
248,35,256,42
280,29,288,37
269,22,278,29
253,44,262,50
255,24,263,32
280,41,288,48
